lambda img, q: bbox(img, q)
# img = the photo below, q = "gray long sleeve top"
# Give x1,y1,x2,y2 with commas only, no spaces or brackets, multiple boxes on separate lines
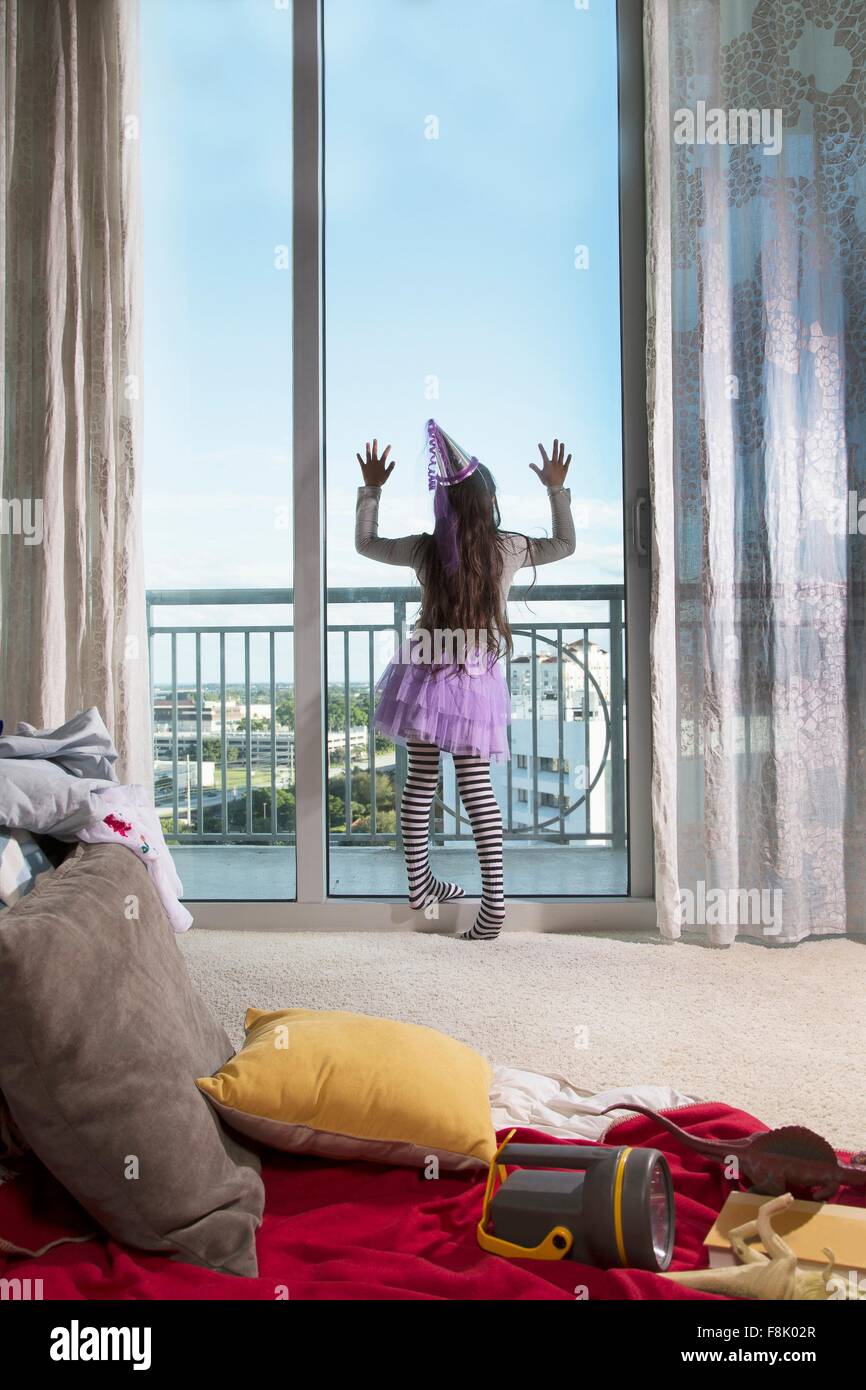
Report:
355,485,576,602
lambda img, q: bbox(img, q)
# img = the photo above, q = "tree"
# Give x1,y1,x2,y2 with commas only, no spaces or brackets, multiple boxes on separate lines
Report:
275,694,294,728
236,716,270,734
351,690,372,727
204,786,296,837
326,688,346,732
327,686,375,732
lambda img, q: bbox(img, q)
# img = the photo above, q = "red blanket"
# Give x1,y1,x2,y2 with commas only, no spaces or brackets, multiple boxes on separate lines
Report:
1,1103,860,1300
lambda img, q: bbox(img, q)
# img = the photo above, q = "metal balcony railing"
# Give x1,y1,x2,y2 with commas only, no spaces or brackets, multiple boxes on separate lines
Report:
146,586,627,851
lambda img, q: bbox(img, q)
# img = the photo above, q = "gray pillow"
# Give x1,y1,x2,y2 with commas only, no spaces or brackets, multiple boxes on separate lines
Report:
0,759,108,836
0,843,264,1276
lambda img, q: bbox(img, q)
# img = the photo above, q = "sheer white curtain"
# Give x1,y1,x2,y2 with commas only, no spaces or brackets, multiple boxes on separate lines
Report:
0,0,150,784
646,0,866,944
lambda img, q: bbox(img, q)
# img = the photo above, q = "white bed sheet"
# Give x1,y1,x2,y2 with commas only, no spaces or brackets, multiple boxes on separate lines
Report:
490,1065,697,1142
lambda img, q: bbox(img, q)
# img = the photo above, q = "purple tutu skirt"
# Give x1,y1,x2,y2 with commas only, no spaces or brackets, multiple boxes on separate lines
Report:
373,650,511,763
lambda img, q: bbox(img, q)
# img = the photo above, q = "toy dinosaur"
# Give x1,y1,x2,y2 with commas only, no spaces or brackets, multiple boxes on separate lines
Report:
662,1193,862,1299
600,1104,866,1200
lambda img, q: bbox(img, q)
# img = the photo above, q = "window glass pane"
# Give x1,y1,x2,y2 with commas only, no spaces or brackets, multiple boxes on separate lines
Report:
325,0,627,898
141,0,294,901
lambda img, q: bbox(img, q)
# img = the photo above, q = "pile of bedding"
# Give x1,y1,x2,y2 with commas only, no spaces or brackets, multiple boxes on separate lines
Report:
4,1102,864,1300
1,715,859,1300
0,708,190,931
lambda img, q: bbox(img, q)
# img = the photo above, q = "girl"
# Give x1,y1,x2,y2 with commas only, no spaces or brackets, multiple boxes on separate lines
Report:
356,419,575,940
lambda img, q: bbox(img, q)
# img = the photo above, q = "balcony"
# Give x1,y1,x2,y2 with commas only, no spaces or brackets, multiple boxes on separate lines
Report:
146,587,629,900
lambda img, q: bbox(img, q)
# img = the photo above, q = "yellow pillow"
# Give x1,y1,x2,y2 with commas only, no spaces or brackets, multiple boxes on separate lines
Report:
197,1008,496,1173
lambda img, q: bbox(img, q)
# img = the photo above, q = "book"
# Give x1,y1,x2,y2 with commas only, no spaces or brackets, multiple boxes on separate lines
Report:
704,1191,866,1273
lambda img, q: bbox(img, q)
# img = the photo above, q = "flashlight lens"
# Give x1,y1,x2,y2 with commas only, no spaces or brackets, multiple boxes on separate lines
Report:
649,1163,671,1264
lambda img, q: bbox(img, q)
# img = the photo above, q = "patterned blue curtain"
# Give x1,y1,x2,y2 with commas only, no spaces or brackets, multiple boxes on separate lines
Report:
646,0,866,943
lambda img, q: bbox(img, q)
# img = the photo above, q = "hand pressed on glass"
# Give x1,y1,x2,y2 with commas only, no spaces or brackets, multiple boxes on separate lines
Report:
356,439,395,487
529,438,571,489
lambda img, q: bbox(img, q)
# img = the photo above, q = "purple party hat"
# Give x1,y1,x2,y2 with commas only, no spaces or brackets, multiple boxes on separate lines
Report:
425,419,481,574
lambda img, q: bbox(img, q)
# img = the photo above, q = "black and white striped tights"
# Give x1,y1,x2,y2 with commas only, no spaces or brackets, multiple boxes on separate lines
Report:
401,740,505,941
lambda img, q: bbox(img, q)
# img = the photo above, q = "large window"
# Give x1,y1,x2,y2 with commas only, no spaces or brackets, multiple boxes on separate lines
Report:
138,0,650,920
324,0,628,897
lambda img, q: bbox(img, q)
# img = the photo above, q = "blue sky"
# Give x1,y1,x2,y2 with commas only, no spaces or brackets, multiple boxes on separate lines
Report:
141,0,624,682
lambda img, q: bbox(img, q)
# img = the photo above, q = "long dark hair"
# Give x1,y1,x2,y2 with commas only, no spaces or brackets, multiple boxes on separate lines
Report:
415,457,522,661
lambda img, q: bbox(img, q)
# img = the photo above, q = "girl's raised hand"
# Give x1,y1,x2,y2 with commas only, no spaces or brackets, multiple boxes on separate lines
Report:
357,439,395,487
529,439,571,489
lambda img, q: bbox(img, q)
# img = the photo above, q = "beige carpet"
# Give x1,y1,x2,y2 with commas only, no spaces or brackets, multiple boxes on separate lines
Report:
180,929,865,1150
